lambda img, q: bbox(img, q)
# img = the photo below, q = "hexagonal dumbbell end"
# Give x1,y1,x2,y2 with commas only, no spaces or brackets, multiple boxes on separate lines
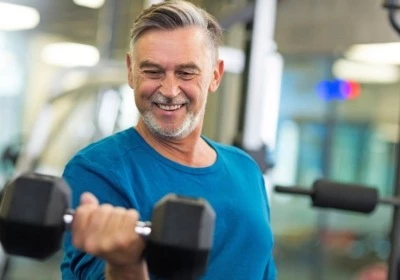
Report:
145,194,215,279
0,173,71,259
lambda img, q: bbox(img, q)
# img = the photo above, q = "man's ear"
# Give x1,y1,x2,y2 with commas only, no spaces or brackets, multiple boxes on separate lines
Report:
209,59,225,93
126,52,134,89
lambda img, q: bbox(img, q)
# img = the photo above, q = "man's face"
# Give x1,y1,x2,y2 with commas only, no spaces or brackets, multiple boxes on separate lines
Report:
127,26,223,140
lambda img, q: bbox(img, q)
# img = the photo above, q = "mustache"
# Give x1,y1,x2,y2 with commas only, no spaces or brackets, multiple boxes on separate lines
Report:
151,92,189,105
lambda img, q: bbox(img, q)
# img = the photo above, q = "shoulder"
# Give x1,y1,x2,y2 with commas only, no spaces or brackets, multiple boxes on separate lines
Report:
62,129,143,207
80,128,140,156
205,137,261,171
65,128,142,169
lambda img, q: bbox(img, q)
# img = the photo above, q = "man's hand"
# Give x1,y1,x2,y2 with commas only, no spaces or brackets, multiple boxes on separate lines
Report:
71,192,148,279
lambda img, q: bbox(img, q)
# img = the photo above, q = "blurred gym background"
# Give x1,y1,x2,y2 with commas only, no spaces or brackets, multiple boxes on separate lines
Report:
0,0,400,279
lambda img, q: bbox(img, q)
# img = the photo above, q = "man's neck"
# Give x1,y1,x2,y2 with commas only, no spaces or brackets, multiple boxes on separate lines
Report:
135,121,216,167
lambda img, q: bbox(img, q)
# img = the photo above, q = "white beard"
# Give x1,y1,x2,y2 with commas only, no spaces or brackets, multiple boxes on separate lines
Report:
141,106,204,140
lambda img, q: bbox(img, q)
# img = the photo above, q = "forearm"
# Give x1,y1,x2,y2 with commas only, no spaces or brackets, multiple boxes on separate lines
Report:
105,262,149,280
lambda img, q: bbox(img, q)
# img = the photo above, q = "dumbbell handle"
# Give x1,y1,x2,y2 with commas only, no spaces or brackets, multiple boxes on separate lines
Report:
62,209,152,237
274,186,313,196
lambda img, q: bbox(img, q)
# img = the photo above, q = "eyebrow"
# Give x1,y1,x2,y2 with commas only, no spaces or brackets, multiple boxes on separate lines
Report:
139,60,201,72
177,63,201,72
139,60,162,69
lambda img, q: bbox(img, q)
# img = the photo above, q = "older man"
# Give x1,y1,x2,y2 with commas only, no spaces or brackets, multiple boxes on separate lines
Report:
61,1,276,279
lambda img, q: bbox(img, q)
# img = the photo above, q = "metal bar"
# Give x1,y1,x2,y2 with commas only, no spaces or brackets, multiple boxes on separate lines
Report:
63,210,152,237
274,186,314,196
96,0,119,59
380,197,400,207
386,1,400,277
387,59,400,280
219,3,255,29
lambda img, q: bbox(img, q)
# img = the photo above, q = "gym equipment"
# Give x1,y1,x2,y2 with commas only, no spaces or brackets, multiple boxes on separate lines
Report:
275,179,400,214
0,173,215,279
381,3,400,279
383,0,400,35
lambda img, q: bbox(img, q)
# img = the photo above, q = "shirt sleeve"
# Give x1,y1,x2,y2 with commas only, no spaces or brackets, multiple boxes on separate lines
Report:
60,154,131,279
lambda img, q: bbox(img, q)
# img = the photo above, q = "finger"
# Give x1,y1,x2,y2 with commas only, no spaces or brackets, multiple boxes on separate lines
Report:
99,207,127,250
80,192,99,206
119,209,145,255
125,209,145,249
102,209,144,266
72,196,101,249
83,204,118,254
71,204,97,249
112,208,140,245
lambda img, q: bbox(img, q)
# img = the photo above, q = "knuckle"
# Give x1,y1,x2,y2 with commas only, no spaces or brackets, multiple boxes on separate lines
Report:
126,209,140,221
114,207,126,215
98,204,113,214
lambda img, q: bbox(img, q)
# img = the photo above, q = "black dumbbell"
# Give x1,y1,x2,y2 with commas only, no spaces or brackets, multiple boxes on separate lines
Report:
275,179,400,214
0,173,216,279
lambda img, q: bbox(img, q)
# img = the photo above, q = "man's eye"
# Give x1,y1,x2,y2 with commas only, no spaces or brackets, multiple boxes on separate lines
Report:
178,71,196,80
143,70,162,78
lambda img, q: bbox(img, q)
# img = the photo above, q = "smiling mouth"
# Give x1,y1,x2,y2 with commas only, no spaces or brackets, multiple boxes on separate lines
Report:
155,103,184,111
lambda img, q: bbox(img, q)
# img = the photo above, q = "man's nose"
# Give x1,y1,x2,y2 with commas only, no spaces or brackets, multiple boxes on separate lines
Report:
160,73,181,98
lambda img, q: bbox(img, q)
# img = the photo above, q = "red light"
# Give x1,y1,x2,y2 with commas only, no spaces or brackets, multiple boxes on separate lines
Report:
346,81,361,99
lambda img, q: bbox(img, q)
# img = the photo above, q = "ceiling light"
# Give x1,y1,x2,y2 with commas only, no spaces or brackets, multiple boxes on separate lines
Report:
332,59,400,84
73,0,105,9
0,2,40,31
345,42,400,65
42,42,100,67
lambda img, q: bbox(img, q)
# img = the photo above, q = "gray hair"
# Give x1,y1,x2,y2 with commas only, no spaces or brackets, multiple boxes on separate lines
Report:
129,0,222,61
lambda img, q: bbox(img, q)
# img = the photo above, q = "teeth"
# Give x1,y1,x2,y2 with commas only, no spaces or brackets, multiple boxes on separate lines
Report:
158,104,182,111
